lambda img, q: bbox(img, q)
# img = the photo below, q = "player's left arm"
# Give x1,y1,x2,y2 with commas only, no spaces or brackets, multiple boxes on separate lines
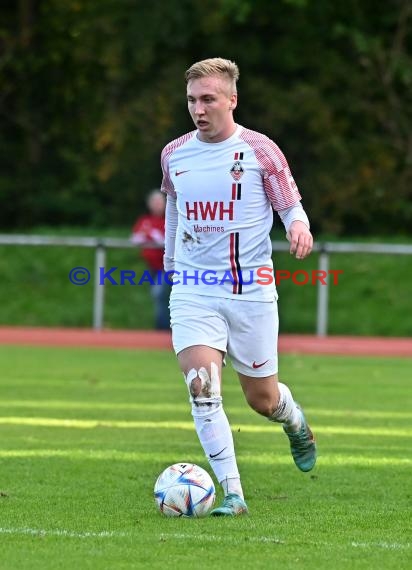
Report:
286,219,313,260
259,139,313,260
278,203,313,260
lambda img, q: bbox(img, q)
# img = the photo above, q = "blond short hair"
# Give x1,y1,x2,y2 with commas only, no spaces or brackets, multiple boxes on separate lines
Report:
185,57,239,92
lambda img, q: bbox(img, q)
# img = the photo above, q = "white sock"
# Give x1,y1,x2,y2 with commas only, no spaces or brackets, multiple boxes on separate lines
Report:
192,404,244,498
268,382,302,432
221,477,244,499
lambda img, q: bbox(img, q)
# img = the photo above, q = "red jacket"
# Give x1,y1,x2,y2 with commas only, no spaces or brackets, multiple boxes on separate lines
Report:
131,214,165,272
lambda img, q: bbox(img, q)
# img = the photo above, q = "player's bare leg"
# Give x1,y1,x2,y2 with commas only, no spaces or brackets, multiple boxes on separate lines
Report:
178,345,248,516
238,373,317,472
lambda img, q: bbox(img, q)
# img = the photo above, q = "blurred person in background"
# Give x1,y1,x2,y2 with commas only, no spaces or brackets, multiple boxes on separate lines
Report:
131,189,170,330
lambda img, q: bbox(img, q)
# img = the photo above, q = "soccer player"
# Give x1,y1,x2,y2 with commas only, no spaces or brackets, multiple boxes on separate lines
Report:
161,57,316,516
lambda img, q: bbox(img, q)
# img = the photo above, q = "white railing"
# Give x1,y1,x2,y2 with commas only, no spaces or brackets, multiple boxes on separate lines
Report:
1,234,411,336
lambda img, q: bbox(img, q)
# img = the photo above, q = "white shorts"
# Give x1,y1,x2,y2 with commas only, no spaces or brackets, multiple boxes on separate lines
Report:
170,294,279,376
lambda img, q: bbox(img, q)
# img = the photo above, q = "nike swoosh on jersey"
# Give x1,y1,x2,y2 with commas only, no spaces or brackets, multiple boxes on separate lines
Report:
252,359,269,369
175,170,190,176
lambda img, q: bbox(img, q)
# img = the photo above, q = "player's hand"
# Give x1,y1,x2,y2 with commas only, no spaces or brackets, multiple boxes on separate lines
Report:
286,221,313,260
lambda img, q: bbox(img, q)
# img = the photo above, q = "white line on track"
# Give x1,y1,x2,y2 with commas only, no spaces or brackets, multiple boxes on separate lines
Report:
0,527,126,539
160,532,284,544
1,528,410,550
160,533,411,550
351,541,411,550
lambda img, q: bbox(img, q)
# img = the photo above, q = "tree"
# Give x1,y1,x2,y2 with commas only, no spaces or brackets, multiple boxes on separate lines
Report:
0,0,410,234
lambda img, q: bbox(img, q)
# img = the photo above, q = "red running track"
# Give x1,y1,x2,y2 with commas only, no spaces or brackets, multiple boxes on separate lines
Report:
0,326,411,357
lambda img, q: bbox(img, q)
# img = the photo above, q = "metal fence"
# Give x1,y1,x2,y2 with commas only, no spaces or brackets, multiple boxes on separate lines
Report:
1,234,412,336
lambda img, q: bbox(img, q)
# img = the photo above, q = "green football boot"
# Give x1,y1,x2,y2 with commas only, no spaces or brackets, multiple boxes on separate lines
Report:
210,493,249,517
283,408,317,472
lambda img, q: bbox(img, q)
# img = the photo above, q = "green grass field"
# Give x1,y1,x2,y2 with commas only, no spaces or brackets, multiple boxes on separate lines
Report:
0,228,412,335
0,345,411,569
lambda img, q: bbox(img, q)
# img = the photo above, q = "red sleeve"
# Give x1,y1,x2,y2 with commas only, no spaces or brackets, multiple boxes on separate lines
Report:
240,128,302,211
160,131,196,198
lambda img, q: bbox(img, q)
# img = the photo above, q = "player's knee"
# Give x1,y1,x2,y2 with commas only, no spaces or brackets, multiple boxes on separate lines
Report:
187,373,202,398
245,392,279,418
249,400,274,417
184,362,221,407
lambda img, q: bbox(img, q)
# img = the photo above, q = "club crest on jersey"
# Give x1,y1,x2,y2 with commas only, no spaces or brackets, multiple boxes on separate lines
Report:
230,161,244,181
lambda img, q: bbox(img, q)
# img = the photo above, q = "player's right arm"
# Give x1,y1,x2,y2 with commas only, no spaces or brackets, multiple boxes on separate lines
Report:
164,195,178,272
160,132,195,273
160,144,178,272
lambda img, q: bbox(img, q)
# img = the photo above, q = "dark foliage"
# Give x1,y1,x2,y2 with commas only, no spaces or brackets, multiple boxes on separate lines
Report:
1,0,411,234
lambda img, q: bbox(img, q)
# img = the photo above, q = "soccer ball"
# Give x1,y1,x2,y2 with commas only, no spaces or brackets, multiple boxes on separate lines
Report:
154,463,215,517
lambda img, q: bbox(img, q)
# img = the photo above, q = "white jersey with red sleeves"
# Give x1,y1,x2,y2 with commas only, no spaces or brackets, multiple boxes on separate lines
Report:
161,124,302,301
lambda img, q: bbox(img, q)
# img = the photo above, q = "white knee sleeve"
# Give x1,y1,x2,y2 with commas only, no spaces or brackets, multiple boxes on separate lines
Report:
268,382,301,429
184,362,222,408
